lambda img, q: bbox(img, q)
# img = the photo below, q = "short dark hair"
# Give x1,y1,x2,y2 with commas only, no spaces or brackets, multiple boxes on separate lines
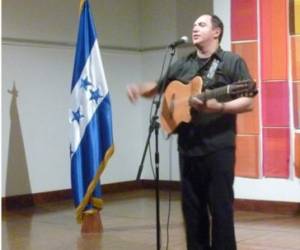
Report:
210,15,224,43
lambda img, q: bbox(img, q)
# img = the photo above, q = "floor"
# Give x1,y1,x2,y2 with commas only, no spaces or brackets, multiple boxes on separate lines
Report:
2,190,300,250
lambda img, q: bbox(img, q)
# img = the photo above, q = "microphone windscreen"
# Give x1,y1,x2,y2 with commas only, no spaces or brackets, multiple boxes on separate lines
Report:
181,36,189,43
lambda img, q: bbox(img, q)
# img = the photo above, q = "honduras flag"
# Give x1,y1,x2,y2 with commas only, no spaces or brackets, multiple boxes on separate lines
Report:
70,0,114,223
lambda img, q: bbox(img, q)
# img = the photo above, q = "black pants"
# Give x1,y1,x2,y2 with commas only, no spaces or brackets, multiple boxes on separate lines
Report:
179,148,236,250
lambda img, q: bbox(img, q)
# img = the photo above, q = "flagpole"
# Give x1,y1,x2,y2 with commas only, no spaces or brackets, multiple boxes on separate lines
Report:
81,209,103,233
79,0,85,12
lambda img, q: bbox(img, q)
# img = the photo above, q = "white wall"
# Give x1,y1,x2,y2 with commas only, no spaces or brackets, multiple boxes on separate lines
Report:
2,43,145,195
2,0,141,48
140,0,177,48
213,0,231,51
2,0,213,196
2,0,180,196
1,0,144,197
176,0,212,39
139,48,180,181
2,44,73,194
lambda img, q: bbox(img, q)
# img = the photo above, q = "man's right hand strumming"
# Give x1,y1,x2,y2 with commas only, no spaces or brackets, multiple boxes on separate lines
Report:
127,84,141,103
126,81,158,103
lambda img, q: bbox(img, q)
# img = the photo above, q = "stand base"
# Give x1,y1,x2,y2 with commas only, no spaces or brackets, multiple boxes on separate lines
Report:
81,210,103,234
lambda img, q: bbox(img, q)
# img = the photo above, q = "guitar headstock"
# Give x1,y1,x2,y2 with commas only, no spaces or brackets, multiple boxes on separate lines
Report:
229,80,258,97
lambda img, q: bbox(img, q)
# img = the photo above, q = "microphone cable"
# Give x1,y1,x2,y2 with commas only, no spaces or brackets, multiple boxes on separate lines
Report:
165,135,174,250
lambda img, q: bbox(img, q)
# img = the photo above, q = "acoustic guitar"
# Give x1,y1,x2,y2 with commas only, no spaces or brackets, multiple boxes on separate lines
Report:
160,76,257,135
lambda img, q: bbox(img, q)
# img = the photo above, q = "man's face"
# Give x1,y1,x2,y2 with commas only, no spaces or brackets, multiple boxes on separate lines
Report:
192,15,219,46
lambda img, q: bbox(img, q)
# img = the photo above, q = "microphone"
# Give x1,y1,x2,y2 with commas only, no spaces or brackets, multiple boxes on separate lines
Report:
169,36,189,48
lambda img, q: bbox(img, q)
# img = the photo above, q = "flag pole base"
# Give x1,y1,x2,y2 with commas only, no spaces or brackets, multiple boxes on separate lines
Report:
81,210,103,234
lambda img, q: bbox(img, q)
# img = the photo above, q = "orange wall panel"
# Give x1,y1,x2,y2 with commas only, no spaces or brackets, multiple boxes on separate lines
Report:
291,36,300,81
260,0,288,81
237,97,259,134
232,42,258,81
235,135,259,177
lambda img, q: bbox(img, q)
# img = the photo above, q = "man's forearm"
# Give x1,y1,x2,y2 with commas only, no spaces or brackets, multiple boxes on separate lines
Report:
222,97,254,114
139,81,158,98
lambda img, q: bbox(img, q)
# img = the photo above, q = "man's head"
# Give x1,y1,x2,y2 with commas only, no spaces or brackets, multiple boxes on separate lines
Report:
192,14,223,47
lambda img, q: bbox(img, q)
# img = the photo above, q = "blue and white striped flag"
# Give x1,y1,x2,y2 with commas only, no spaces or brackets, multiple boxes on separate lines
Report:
70,0,114,223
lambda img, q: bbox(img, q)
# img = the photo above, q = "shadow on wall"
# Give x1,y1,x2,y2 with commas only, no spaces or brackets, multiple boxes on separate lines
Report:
5,82,33,208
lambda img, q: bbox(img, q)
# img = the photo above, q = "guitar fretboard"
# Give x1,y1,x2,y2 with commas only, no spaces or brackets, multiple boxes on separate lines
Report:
197,85,230,101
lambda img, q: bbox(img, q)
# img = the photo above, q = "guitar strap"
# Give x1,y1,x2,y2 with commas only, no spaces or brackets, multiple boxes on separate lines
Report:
190,57,222,125
203,57,220,89
206,58,220,80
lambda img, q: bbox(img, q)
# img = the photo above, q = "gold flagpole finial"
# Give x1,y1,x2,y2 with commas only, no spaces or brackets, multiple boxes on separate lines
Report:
79,0,85,12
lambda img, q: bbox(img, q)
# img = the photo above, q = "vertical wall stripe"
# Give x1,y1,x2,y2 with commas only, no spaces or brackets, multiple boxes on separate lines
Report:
260,0,290,178
231,0,259,178
232,42,259,135
287,0,295,179
256,0,264,178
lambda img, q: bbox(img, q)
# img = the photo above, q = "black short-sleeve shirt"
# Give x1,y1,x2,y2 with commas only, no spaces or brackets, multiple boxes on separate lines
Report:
157,47,253,156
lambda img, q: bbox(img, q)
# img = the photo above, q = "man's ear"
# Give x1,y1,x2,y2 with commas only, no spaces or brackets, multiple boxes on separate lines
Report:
213,27,221,39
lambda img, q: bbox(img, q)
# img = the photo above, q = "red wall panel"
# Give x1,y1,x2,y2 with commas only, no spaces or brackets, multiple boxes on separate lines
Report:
260,0,288,81
261,82,289,127
231,0,257,41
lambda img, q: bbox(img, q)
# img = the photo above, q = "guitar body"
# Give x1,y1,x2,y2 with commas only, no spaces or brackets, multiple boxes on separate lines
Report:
160,76,257,135
160,76,203,135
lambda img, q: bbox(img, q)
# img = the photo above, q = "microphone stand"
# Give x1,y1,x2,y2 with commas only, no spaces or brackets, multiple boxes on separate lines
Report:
136,45,177,250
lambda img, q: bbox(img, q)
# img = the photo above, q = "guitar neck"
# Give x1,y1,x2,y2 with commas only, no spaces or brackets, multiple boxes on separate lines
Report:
197,85,230,101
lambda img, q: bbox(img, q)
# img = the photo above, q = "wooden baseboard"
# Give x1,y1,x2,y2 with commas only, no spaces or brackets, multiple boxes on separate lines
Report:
2,181,142,210
2,180,300,215
2,189,73,210
139,180,180,190
234,199,300,215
